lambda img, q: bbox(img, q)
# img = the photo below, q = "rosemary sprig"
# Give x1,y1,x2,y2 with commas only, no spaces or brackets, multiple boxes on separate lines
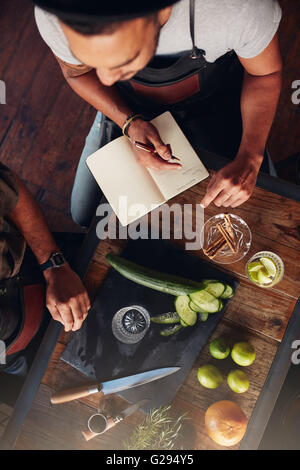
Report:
123,405,188,450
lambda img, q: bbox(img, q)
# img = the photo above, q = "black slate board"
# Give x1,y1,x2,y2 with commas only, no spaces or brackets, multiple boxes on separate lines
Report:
61,239,239,412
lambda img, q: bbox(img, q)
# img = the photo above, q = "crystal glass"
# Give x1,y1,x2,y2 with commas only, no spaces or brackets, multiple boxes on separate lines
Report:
201,213,252,264
246,251,284,288
111,305,150,344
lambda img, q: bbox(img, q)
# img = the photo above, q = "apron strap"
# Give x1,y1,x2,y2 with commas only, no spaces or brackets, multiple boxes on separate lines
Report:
189,0,206,59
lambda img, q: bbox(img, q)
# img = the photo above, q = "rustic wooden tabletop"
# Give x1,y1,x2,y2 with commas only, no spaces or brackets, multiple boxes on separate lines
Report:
14,172,300,450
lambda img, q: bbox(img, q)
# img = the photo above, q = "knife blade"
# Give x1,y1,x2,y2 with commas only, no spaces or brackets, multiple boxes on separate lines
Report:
51,367,180,405
120,399,149,420
101,367,180,395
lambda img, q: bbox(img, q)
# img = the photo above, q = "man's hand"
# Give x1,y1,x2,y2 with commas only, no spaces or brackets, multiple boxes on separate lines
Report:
200,153,263,208
44,264,91,332
128,119,182,171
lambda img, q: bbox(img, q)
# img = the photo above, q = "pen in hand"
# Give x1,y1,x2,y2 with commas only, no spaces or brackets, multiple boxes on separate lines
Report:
134,141,181,162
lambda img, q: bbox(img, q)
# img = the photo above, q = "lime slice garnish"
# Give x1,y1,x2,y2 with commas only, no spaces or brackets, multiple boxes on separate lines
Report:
249,270,260,283
260,257,277,278
248,262,263,273
257,267,272,284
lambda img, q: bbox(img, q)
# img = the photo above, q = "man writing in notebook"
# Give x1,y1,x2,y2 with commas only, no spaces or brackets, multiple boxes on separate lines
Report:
33,0,282,227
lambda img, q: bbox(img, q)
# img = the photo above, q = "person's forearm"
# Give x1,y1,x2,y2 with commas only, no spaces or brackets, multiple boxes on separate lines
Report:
8,177,60,264
237,70,282,162
65,69,132,128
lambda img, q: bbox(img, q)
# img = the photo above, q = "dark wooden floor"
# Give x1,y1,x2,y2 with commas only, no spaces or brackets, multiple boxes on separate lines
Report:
0,0,95,232
0,0,299,232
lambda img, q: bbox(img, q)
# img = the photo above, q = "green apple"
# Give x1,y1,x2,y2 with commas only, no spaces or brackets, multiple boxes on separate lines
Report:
227,369,250,393
197,365,223,389
231,342,256,366
209,337,230,360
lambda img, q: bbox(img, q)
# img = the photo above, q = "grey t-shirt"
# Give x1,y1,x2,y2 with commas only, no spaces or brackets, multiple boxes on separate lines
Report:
35,0,282,65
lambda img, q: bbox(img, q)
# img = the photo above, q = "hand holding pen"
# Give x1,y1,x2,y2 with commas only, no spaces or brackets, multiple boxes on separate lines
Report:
134,141,181,162
127,118,182,171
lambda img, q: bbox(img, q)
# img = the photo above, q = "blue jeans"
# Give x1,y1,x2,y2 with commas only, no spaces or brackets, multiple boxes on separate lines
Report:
71,111,103,228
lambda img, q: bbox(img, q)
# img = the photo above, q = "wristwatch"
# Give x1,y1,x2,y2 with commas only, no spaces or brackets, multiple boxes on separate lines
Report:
39,252,66,272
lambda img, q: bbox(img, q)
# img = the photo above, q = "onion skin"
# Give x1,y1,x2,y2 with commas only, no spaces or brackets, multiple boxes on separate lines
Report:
205,400,248,447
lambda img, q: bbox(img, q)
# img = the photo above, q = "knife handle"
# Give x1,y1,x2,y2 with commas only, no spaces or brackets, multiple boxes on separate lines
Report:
51,385,103,405
82,429,99,441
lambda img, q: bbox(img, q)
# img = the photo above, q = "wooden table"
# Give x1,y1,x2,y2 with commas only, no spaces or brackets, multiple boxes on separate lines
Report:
13,171,300,450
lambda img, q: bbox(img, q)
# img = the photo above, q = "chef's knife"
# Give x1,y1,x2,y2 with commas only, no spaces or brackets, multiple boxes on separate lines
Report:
51,367,180,405
82,399,149,441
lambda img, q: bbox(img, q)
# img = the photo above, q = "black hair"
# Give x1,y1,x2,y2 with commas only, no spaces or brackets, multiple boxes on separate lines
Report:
31,0,178,35
61,13,156,36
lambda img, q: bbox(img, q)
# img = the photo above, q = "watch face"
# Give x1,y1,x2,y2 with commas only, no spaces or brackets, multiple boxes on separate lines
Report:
52,253,65,266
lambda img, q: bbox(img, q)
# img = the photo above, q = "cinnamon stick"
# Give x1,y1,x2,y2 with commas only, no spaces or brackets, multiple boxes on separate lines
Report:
216,223,236,252
204,237,227,258
224,214,236,250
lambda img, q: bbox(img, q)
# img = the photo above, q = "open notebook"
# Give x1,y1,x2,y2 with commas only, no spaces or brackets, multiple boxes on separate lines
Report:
86,111,209,226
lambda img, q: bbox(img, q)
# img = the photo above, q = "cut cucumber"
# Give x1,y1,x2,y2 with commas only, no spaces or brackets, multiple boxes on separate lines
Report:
217,300,224,312
204,282,226,298
175,295,197,326
106,254,204,296
189,290,220,313
160,324,183,336
220,284,234,299
199,312,209,322
180,318,189,327
189,300,210,314
151,312,179,324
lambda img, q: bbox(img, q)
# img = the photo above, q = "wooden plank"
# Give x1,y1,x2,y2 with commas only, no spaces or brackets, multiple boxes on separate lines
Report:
20,81,93,196
222,281,296,342
0,53,64,173
0,0,32,75
0,13,47,149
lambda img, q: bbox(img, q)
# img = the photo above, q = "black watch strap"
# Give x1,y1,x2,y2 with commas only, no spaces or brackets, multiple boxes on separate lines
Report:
40,252,66,272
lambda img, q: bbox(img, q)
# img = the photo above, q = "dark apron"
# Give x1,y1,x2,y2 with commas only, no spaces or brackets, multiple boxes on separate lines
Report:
117,0,242,119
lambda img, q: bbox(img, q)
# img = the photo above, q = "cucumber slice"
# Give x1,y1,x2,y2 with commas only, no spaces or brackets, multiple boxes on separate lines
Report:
204,282,226,298
199,312,209,322
189,290,220,313
175,295,197,326
189,300,210,314
220,284,234,299
202,279,219,284
217,300,224,311
160,324,183,336
151,312,180,324
180,318,189,327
